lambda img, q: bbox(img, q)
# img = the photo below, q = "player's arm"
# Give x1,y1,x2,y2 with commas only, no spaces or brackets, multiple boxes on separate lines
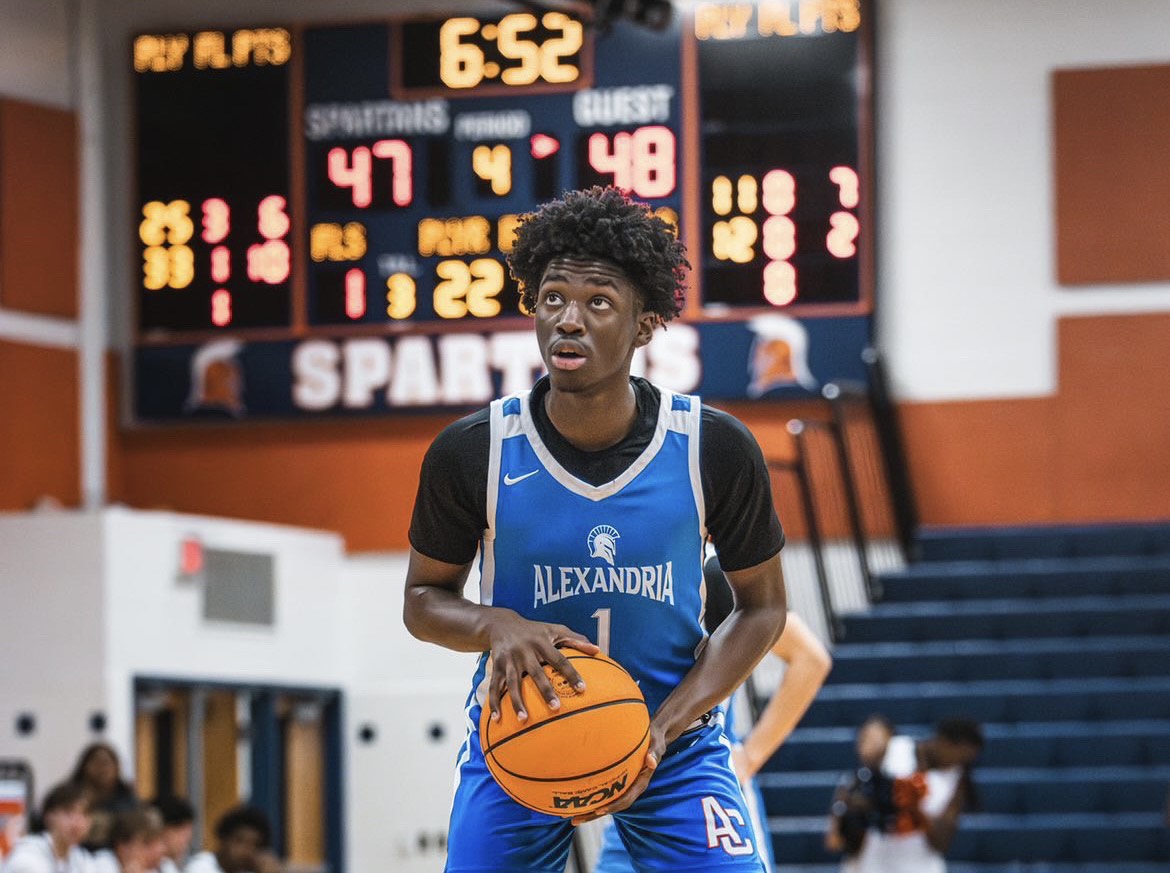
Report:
923,770,969,852
733,610,832,782
403,549,598,721
571,553,786,826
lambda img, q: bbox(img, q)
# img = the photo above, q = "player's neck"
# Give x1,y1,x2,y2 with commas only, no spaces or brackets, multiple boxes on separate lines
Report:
544,379,637,452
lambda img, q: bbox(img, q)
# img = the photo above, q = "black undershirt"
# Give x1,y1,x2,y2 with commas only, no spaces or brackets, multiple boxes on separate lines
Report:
408,377,784,571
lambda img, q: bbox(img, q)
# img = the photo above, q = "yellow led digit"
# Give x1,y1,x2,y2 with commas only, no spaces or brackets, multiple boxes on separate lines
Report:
712,176,733,217
712,216,757,264
497,13,540,86
434,260,471,318
439,18,485,89
169,245,195,288
539,12,583,84
143,246,170,290
386,273,418,320
473,145,512,195
466,258,503,317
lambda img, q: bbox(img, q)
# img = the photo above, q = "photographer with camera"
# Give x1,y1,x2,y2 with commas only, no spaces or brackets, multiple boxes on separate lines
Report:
826,716,984,873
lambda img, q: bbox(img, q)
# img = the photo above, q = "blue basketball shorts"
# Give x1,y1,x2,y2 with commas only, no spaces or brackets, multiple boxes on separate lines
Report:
445,712,767,873
595,770,775,873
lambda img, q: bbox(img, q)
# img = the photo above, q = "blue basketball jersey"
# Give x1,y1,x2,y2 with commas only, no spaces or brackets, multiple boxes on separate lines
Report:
444,385,765,872
478,384,708,716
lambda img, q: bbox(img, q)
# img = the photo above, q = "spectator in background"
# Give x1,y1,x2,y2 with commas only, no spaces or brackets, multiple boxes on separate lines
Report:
829,717,984,873
0,782,91,873
91,808,166,873
67,743,138,851
151,797,195,873
185,806,281,873
825,714,896,859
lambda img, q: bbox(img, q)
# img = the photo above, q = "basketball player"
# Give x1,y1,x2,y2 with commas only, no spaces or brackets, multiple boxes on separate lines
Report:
594,557,833,873
404,186,787,872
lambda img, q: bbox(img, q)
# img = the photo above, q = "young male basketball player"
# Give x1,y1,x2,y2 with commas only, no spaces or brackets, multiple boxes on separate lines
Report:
404,186,787,872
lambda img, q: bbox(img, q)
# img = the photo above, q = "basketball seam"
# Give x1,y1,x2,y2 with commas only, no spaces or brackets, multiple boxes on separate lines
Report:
483,697,647,755
486,723,651,784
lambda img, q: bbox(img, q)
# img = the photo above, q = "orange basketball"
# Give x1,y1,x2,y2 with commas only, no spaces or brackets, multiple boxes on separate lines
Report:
480,648,651,817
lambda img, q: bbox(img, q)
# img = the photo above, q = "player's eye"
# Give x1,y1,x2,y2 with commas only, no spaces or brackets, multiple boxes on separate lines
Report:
590,295,612,309
540,290,563,306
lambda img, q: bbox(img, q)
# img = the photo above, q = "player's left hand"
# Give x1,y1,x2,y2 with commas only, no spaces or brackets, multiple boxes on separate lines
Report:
569,722,666,825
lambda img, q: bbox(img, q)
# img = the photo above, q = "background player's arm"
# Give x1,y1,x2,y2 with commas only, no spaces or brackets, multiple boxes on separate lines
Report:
403,548,599,721
733,610,832,782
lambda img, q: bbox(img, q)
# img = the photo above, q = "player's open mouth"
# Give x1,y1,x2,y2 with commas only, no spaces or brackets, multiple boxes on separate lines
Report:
551,350,586,371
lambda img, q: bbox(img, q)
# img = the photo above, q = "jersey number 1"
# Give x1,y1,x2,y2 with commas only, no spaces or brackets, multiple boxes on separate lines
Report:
591,608,611,656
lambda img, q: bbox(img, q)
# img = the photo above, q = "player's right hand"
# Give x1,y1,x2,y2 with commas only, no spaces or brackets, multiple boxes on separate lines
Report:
485,610,599,723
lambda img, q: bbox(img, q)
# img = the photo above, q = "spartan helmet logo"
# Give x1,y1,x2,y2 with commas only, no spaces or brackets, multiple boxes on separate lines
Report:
184,339,245,417
746,314,819,397
587,525,621,566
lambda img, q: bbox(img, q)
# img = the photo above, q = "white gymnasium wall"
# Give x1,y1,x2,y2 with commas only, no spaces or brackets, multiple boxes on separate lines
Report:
875,0,1170,401
0,511,107,799
0,0,73,107
341,554,480,873
100,508,350,762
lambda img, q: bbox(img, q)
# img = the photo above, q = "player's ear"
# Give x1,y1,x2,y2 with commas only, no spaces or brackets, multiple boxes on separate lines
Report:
633,309,657,348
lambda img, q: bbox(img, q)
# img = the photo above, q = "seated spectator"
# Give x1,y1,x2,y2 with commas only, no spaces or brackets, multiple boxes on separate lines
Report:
0,782,91,873
185,807,281,873
151,797,195,873
91,807,166,873
67,743,138,851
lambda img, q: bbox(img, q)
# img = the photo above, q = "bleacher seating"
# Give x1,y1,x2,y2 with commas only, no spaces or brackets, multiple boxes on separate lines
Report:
759,523,1170,873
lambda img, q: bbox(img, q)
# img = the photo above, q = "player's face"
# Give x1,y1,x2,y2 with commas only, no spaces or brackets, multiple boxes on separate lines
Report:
534,257,655,392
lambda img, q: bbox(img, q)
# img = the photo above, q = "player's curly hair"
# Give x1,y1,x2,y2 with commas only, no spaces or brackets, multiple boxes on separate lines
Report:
507,186,689,323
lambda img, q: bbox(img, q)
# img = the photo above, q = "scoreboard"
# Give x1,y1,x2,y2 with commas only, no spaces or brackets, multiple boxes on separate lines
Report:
131,2,872,422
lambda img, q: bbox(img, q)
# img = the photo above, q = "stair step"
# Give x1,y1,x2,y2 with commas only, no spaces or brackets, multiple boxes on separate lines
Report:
759,765,1170,816
840,594,1170,642
916,522,1170,562
770,812,1170,863
802,676,1170,727
878,555,1170,601
767,720,1170,771
825,635,1170,683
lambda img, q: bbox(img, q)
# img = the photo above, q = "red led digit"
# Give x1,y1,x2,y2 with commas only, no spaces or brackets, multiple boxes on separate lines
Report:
588,126,675,199
211,289,233,326
345,268,367,319
829,165,859,208
371,139,413,206
210,245,231,283
201,198,230,243
826,211,859,258
257,194,290,240
328,146,373,208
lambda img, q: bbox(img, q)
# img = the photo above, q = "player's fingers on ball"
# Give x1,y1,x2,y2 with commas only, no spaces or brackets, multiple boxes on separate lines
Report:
501,664,528,722
554,628,600,655
527,661,562,711
546,647,587,692
486,675,504,721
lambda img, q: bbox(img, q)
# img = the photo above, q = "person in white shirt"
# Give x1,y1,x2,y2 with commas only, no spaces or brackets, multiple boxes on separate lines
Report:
184,807,280,873
149,798,193,873
89,808,165,873
0,782,92,873
834,718,984,873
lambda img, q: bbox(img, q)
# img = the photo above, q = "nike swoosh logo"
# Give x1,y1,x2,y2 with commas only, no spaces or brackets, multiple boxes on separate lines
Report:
504,470,539,486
